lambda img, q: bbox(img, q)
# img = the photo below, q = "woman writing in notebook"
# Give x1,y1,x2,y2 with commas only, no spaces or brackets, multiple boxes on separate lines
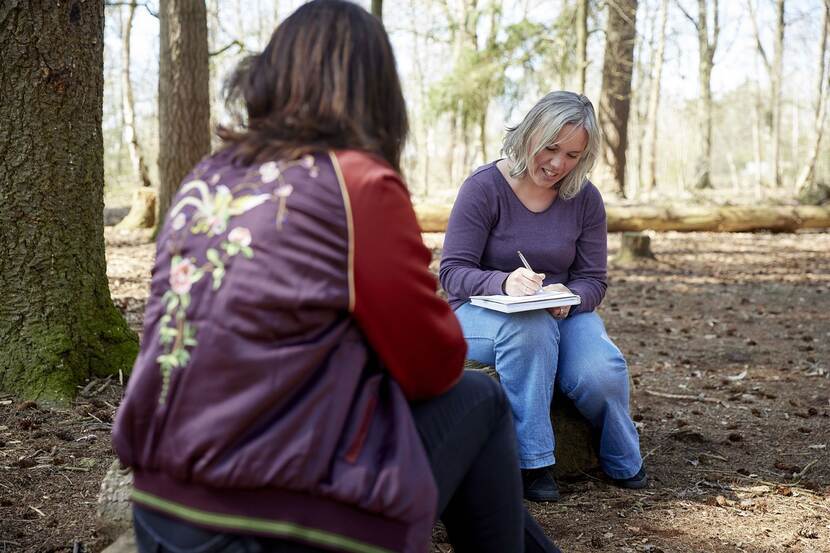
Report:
440,91,646,502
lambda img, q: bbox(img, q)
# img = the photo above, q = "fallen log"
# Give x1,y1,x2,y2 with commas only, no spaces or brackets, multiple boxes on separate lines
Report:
414,203,830,233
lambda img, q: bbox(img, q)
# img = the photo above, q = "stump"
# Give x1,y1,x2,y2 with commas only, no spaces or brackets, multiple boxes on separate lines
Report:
463,360,598,477
614,231,655,265
115,187,157,230
97,459,134,546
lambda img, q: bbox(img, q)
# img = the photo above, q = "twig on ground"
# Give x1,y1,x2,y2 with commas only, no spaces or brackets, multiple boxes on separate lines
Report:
29,506,45,517
699,452,728,462
59,466,91,472
643,389,722,403
692,468,827,497
95,375,113,396
642,445,662,461
793,459,819,481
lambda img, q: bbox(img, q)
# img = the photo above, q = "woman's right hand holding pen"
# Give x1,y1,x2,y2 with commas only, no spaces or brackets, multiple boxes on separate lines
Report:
504,268,545,296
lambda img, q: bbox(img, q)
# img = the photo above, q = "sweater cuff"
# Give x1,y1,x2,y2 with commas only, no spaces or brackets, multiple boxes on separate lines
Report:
490,272,510,296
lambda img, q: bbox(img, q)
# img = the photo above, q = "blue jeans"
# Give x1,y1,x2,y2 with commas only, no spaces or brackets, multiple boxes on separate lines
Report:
455,303,642,479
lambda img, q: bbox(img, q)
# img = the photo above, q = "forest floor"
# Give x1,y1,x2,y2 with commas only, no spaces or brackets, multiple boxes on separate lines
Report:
1,229,828,553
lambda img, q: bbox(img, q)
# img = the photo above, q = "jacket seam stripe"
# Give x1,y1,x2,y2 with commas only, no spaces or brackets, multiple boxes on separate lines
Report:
328,151,356,313
131,489,393,553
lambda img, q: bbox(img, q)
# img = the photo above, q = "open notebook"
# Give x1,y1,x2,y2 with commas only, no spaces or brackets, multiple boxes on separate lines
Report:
469,287,581,314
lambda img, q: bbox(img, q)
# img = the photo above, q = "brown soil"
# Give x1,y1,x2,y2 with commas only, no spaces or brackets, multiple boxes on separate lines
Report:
1,229,828,553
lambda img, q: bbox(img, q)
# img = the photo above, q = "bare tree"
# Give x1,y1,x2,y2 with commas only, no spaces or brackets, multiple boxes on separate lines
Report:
598,0,639,197
796,0,830,195
678,0,719,190
747,0,786,188
1,1,138,400
576,0,589,93
771,0,785,187
157,0,211,224
121,0,152,189
643,0,669,195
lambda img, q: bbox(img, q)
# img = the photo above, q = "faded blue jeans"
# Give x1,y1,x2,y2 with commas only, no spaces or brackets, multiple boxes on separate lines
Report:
455,303,642,479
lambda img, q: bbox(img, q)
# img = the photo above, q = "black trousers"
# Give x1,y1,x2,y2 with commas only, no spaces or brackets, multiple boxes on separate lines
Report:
133,371,560,553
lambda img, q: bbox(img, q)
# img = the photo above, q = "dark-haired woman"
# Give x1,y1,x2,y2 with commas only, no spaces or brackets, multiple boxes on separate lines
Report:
112,1,559,552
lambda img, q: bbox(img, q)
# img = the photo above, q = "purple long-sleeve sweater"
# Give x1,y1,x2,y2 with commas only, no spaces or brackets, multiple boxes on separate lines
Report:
439,161,608,314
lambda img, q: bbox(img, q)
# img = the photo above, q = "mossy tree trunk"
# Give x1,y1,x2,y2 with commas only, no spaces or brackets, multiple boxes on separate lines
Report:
0,1,138,401
157,0,211,225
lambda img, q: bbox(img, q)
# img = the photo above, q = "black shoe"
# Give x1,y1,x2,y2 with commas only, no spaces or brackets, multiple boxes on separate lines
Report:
521,467,560,502
612,466,648,489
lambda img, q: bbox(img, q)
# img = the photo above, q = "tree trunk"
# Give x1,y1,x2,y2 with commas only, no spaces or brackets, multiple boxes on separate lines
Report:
0,1,138,401
796,1,829,194
121,0,152,190
643,0,668,195
158,0,211,225
771,0,785,187
693,0,719,190
479,110,487,164
372,0,382,20
615,232,656,265
598,0,638,198
576,0,588,93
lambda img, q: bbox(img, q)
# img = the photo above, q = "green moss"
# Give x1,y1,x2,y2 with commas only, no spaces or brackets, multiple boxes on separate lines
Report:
0,303,138,404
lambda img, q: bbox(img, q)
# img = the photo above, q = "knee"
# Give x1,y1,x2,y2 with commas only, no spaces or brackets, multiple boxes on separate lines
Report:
565,350,629,402
499,310,559,349
458,371,509,420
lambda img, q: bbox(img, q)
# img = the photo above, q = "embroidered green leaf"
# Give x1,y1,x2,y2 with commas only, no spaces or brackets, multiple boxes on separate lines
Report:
241,245,254,259
159,325,178,345
206,248,222,268
223,242,240,256
212,267,225,290
163,293,179,312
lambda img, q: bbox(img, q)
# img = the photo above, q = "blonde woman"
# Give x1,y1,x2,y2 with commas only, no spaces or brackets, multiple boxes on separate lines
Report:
440,91,645,502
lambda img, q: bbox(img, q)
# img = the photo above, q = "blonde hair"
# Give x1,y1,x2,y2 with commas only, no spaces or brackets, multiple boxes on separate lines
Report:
502,91,601,200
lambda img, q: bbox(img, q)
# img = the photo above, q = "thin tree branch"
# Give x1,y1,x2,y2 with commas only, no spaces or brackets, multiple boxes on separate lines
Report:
675,0,699,30
105,1,158,18
746,0,770,72
209,39,245,57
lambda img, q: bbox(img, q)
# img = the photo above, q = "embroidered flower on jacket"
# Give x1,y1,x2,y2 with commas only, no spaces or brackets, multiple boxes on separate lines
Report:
227,226,252,247
276,184,294,198
170,257,197,295
155,158,322,404
259,161,281,183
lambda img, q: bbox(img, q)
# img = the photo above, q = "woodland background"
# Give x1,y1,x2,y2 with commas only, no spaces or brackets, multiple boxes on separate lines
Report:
102,0,830,212
0,1,828,552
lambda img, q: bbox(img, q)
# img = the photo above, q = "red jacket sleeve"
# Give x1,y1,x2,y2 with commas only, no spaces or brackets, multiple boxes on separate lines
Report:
334,151,466,400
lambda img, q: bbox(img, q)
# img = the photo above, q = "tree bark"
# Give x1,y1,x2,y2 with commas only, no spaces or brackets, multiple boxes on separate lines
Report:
121,0,152,189
157,0,211,225
796,1,829,194
372,0,382,20
643,0,668,195
0,1,138,401
576,0,588,93
598,0,638,197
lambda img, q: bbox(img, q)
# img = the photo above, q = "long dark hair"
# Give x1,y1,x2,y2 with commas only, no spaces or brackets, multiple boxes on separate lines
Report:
218,0,408,173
